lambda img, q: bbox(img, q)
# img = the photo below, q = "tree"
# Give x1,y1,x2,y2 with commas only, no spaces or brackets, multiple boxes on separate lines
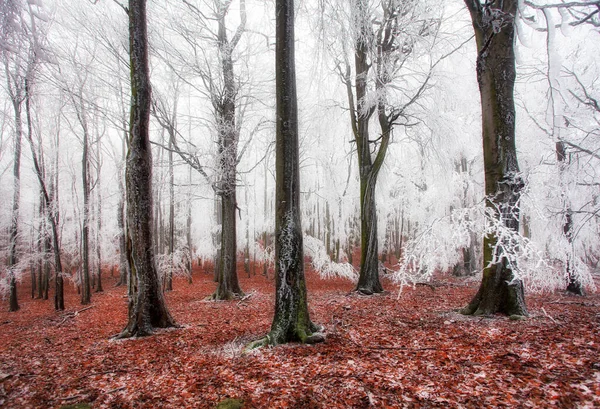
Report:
323,0,444,294
25,81,65,310
460,0,528,317
117,0,176,338
246,0,324,348
151,0,249,300
1,0,26,312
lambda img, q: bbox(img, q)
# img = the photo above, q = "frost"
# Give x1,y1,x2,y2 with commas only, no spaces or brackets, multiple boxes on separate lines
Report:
304,235,358,282
558,7,573,37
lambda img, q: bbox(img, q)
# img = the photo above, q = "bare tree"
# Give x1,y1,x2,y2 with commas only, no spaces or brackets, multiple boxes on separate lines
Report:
117,0,176,338
246,0,324,349
1,0,26,312
323,0,447,294
151,0,252,300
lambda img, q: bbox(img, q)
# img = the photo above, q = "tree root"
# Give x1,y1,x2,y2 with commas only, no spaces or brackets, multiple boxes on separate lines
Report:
242,324,326,354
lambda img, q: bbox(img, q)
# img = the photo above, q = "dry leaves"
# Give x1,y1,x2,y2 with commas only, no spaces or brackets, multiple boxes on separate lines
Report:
0,263,599,408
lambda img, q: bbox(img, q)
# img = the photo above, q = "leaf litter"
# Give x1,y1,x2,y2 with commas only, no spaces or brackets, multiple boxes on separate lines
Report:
0,263,599,408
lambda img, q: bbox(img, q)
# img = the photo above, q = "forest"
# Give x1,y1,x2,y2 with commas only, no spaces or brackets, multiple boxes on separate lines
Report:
1,0,599,407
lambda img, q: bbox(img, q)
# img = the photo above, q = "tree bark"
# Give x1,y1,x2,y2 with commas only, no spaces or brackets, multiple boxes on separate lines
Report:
247,0,323,349
95,160,103,293
556,141,584,295
352,19,384,294
211,1,244,300
81,98,91,304
116,135,129,287
461,0,527,316
7,86,22,312
118,0,176,338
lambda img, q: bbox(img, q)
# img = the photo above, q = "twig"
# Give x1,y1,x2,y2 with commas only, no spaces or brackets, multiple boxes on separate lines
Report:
547,300,598,307
106,386,126,394
237,290,256,305
58,306,95,325
541,307,558,324
73,305,95,316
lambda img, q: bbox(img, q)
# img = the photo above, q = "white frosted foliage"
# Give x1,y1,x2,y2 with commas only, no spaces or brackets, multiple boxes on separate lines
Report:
304,235,358,282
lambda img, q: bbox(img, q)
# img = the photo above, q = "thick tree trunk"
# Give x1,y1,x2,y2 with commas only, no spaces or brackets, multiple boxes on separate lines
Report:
211,6,243,300
118,0,176,338
346,2,386,295
214,191,242,299
36,204,43,299
461,0,527,316
357,175,383,294
246,0,322,350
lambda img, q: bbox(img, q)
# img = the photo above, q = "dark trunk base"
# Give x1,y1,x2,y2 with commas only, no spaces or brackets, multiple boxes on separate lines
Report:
566,277,584,296
115,301,177,339
461,263,527,317
245,321,325,351
355,271,384,295
96,273,103,292
211,283,243,301
55,276,64,311
9,277,19,312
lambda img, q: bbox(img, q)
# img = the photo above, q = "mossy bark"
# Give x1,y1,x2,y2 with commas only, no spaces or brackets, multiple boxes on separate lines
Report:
118,0,176,338
246,0,323,349
462,0,527,316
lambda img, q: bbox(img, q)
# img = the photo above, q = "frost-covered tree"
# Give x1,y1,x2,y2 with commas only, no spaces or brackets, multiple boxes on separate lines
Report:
1,0,27,312
246,0,324,348
1,0,51,311
320,0,446,294
461,0,528,317
151,0,253,300
117,0,176,338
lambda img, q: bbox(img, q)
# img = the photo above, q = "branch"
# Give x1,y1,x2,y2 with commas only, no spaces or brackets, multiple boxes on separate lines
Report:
524,1,599,10
559,138,600,160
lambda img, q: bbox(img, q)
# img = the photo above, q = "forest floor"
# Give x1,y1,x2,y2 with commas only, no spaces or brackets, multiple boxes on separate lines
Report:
1,264,599,409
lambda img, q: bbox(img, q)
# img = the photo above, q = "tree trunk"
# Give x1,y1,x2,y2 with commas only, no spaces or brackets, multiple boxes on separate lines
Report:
214,191,242,299
461,0,527,316
186,166,193,283
556,142,584,295
95,164,103,293
116,133,129,287
25,79,64,310
165,125,174,292
8,91,23,312
345,2,386,295
116,195,129,287
247,0,323,350
213,196,222,283
117,0,176,338
210,3,244,300
81,104,91,304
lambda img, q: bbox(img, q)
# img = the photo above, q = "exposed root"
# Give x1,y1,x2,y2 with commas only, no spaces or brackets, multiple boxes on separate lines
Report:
243,323,326,354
